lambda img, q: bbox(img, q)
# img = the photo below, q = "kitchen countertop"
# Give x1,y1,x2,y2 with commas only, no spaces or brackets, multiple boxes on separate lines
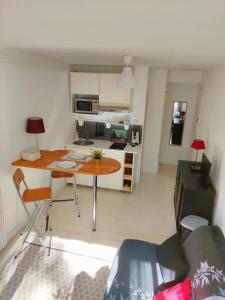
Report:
66,139,140,154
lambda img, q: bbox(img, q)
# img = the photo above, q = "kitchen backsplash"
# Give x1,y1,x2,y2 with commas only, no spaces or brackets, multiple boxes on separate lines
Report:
76,121,142,144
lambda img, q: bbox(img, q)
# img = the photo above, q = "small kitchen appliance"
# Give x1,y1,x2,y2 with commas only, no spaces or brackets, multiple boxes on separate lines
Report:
131,129,140,146
73,94,99,114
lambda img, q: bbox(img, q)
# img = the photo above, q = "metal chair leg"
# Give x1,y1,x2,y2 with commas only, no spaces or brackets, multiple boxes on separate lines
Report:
32,201,51,238
45,200,52,232
15,202,45,258
21,200,45,240
13,169,52,259
73,175,80,217
37,201,50,228
42,200,52,256
50,172,80,217
49,177,53,207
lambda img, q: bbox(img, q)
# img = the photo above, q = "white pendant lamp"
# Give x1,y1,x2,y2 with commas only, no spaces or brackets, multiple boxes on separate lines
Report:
118,55,135,89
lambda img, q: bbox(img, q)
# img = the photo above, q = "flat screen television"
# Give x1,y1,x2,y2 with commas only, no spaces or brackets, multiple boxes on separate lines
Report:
200,153,211,186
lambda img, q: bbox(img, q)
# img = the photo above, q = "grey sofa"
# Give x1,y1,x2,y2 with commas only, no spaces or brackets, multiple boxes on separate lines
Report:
102,226,225,300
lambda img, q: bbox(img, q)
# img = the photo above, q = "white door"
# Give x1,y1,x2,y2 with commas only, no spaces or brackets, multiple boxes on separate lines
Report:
71,72,100,95
99,73,130,107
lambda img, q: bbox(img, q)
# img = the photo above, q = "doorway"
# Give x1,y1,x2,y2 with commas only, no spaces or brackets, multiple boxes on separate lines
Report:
159,83,200,165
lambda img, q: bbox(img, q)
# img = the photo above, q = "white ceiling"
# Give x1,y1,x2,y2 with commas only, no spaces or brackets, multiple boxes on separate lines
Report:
0,0,225,69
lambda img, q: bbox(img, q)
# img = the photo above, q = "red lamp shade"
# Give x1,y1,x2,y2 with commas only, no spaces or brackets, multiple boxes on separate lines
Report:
191,139,205,150
26,117,45,134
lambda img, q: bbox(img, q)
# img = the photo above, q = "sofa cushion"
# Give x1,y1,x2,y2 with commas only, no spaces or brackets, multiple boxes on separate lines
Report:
154,278,192,300
102,239,163,300
183,225,225,300
157,233,189,284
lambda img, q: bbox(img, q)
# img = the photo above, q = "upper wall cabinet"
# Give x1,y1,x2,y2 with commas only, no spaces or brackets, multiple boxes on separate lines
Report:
99,73,130,107
71,72,100,95
70,72,131,112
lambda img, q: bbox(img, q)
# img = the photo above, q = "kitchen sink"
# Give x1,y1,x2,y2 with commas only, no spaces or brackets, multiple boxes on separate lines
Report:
73,140,94,146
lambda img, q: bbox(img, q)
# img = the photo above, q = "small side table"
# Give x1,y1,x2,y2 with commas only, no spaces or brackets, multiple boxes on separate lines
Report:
180,215,209,242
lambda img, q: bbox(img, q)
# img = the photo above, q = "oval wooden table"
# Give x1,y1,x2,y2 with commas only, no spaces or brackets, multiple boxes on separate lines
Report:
12,150,121,231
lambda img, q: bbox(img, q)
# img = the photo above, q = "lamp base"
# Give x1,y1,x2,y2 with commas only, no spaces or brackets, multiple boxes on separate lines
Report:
21,147,41,161
190,162,201,172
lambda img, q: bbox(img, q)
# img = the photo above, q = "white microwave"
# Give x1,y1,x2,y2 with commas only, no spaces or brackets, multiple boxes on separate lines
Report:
73,94,99,114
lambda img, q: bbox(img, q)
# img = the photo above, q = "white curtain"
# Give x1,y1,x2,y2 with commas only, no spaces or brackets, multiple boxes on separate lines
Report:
0,189,7,250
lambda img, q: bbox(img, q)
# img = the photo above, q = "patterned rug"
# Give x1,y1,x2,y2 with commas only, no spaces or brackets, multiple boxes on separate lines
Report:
0,243,110,300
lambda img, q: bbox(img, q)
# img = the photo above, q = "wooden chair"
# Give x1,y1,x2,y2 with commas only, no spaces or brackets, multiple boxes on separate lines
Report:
13,168,52,258
50,171,80,217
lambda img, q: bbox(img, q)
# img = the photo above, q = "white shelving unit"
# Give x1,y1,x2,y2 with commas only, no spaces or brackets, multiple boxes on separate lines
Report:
123,152,136,192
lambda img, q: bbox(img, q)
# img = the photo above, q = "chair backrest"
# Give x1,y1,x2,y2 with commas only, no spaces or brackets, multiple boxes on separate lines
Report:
13,168,25,191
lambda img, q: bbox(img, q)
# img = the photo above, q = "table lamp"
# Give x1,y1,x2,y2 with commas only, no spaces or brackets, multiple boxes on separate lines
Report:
190,139,205,170
26,117,45,149
22,117,45,161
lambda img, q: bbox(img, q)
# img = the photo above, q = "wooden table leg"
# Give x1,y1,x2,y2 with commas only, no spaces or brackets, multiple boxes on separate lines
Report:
92,175,97,231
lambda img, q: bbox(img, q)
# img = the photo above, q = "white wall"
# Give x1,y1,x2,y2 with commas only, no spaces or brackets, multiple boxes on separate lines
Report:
130,66,149,124
0,61,74,241
131,67,149,181
167,70,203,84
159,83,201,165
142,69,168,173
196,65,225,233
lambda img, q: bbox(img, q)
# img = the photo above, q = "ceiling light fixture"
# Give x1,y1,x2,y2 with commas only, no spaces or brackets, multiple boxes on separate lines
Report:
118,55,135,89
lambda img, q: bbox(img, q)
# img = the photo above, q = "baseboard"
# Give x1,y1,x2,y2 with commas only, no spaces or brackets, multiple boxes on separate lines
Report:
7,219,27,244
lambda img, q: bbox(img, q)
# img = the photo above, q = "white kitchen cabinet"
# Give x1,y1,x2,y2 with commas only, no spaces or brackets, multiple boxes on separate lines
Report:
97,149,124,190
71,72,100,95
70,72,131,107
65,146,124,190
99,73,131,107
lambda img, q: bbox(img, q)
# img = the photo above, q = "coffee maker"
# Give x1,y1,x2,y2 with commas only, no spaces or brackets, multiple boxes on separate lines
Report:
131,129,140,146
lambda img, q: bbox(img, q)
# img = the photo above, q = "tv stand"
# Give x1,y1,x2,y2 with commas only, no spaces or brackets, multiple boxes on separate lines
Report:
174,160,215,233
197,176,211,189
190,162,201,172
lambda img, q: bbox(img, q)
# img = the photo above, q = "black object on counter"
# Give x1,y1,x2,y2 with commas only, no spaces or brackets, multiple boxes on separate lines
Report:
95,122,105,137
109,143,127,150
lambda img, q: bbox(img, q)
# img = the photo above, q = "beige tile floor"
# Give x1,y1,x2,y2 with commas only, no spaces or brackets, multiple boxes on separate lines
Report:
0,165,177,300
1,165,177,262
48,164,177,257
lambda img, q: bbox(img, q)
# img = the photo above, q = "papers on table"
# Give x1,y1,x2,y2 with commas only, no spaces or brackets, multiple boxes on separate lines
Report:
56,161,77,169
61,153,92,162
47,161,83,171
